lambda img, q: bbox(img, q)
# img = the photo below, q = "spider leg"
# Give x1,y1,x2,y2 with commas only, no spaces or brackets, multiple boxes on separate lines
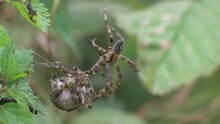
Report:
116,61,123,86
111,26,125,44
85,57,105,75
86,78,97,97
89,38,107,54
118,54,138,72
52,61,82,76
94,63,114,101
103,8,114,49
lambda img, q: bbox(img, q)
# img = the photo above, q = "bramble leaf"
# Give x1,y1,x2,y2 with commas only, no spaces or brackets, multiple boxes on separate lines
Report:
0,103,33,124
117,0,220,95
0,25,11,48
8,0,50,32
0,42,18,81
16,49,33,73
17,79,48,115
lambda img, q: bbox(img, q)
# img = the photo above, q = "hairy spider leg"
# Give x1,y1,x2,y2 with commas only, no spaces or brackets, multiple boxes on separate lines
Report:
103,7,114,49
89,38,108,80
94,63,114,100
115,61,123,86
89,38,108,54
118,54,138,72
33,51,82,76
111,27,125,44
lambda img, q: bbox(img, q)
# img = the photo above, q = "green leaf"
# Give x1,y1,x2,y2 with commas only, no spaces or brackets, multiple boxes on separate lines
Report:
141,68,220,124
16,49,33,73
11,0,50,32
72,107,146,124
0,25,11,48
0,103,33,124
0,42,18,81
5,79,48,115
117,0,220,95
16,79,48,115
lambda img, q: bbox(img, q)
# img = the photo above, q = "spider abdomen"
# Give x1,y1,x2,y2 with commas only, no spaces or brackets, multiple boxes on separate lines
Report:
50,88,79,111
50,77,80,111
50,76,95,111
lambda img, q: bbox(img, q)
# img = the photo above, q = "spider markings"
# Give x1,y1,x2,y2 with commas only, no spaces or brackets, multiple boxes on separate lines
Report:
49,62,96,111
50,74,95,111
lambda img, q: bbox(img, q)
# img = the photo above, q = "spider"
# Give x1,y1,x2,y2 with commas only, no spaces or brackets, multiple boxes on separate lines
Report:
84,8,138,97
33,7,138,111
35,60,112,111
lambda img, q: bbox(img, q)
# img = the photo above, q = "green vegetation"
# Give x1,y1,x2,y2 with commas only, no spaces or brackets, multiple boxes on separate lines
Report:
0,0,220,124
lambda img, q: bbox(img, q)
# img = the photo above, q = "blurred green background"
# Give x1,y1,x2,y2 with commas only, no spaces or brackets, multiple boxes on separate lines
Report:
1,0,220,124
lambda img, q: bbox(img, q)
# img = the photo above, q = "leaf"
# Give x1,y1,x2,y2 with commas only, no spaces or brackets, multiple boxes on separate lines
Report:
0,103,33,124
11,0,50,32
72,107,146,124
117,0,220,95
16,79,48,115
16,49,33,73
0,25,11,48
142,68,220,123
0,42,18,81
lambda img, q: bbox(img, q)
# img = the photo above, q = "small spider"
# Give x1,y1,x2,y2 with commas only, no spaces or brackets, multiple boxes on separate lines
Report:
85,8,138,96
20,0,37,23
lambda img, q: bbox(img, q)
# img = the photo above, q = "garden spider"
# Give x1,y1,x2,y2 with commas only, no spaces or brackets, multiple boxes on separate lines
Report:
35,59,112,111
85,8,138,96
34,7,138,111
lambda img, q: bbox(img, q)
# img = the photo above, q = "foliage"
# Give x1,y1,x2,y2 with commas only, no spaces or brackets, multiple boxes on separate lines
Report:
116,0,220,95
4,0,50,32
0,33,47,124
72,107,146,124
1,0,220,124
0,0,49,123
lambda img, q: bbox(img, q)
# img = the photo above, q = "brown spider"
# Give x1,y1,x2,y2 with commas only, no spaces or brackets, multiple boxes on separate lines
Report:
35,60,112,111
85,8,138,97
33,8,137,111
